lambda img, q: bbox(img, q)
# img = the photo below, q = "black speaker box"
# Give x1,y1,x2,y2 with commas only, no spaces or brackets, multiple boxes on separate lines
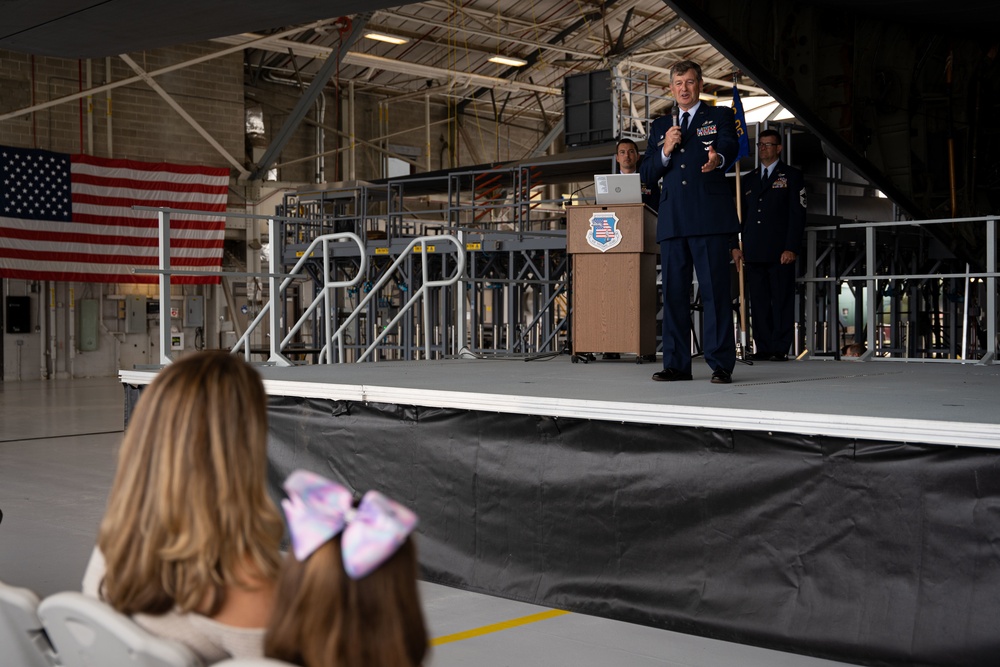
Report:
564,70,614,148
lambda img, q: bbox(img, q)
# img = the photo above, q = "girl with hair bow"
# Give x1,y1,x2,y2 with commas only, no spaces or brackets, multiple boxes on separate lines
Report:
265,470,429,667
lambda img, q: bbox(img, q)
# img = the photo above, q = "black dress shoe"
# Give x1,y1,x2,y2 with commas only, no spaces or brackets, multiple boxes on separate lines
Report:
710,368,733,384
652,368,693,382
769,354,788,362
748,352,770,362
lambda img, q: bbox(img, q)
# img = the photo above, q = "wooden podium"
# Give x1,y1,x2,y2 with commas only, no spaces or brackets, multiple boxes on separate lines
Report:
567,203,658,359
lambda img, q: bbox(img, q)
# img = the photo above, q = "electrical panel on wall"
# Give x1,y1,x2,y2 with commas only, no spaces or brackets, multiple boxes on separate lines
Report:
125,295,146,334
184,295,204,328
5,296,31,334
79,299,99,351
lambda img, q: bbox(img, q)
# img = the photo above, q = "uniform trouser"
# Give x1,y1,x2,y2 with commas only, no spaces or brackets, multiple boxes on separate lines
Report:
745,260,796,356
659,235,736,374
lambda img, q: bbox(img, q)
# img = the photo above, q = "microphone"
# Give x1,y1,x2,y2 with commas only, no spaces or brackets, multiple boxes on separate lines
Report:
664,104,681,155
564,182,594,205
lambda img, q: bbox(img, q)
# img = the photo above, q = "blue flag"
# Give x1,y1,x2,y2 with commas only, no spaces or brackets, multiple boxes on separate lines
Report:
730,84,750,172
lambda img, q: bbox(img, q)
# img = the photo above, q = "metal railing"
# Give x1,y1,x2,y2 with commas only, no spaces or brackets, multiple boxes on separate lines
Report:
281,173,573,359
327,235,466,363
144,207,331,366
233,221,465,365
802,215,997,364
232,227,367,366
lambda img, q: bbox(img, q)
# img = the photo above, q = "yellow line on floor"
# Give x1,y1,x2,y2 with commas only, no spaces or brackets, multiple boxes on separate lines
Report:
430,609,571,646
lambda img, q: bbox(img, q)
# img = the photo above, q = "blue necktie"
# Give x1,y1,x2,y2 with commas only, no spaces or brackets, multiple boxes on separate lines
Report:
680,111,689,133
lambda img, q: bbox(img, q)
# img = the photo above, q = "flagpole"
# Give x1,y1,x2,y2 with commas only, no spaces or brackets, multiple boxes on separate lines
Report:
731,72,750,362
736,168,748,359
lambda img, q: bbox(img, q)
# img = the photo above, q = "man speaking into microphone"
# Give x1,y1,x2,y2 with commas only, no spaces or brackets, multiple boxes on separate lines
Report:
641,60,740,384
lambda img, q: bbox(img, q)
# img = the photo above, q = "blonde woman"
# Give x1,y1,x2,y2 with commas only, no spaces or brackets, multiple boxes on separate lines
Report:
83,351,285,663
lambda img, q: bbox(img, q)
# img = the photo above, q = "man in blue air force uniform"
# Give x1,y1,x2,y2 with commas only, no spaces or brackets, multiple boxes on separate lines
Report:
640,60,739,384
730,129,806,362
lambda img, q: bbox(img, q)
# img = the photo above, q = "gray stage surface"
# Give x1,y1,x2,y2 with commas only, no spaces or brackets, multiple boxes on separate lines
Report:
122,356,999,449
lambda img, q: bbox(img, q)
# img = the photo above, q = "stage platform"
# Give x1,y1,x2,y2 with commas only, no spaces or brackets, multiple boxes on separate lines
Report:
120,356,1000,667
123,355,1000,449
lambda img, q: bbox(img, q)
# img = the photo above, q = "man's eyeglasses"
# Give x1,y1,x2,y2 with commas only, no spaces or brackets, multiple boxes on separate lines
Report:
757,142,779,148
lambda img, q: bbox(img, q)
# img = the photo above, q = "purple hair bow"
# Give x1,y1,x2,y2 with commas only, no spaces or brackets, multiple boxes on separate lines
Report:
281,469,418,579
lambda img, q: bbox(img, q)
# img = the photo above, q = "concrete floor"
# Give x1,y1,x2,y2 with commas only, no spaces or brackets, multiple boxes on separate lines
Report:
1,372,883,666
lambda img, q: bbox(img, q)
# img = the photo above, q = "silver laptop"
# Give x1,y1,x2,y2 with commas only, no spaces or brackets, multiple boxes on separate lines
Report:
594,173,642,205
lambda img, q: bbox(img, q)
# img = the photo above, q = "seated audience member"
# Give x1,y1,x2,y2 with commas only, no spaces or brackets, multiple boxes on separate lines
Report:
265,470,428,667
842,343,866,358
83,351,285,663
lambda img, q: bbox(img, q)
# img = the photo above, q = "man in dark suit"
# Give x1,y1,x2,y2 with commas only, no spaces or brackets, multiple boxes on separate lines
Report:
615,138,660,212
640,60,739,384
731,129,806,361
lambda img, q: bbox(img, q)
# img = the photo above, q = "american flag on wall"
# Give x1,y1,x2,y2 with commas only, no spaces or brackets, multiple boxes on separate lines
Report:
0,145,230,284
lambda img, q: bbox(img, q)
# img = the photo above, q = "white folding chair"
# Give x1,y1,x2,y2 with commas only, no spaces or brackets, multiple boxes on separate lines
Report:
0,580,59,667
38,591,199,667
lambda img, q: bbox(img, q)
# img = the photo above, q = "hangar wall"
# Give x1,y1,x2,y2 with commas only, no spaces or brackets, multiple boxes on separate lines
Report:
0,41,550,381
0,44,245,163
0,44,245,380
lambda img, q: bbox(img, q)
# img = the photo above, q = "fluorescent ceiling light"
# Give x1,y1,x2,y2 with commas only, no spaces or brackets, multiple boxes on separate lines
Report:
488,55,528,67
365,32,408,45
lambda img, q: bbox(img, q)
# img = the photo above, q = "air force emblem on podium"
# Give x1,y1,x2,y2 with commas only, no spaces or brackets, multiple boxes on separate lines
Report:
586,212,622,252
